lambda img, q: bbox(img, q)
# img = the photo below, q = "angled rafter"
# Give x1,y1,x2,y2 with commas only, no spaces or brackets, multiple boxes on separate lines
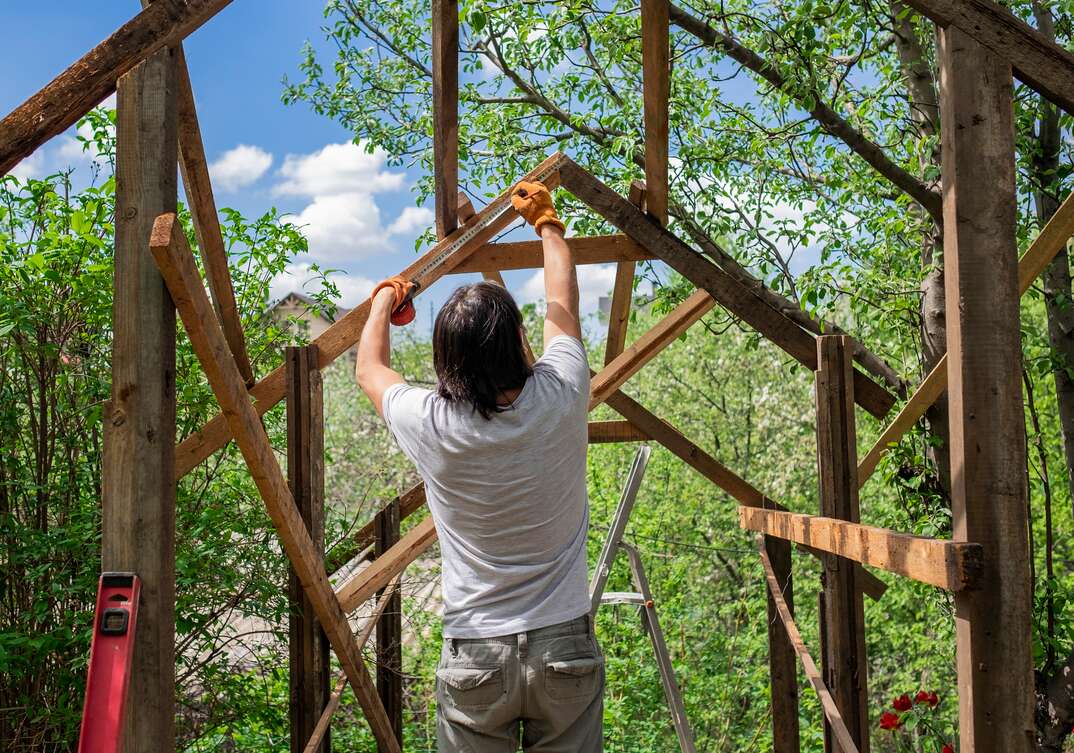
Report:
453,235,653,273
557,159,897,419
326,483,426,575
0,0,234,176
432,0,459,238
590,289,715,408
175,153,566,478
757,539,862,753
857,183,1074,486
901,0,1074,115
588,420,650,443
336,517,438,613
149,213,400,753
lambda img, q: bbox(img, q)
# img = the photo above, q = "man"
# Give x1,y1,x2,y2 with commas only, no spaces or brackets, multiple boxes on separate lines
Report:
356,180,603,752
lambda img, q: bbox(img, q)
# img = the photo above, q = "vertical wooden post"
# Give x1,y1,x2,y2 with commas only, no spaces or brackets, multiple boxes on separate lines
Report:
432,0,459,239
765,536,800,753
815,335,869,753
287,345,330,753
376,499,403,749
641,0,669,226
938,27,1034,753
102,48,177,753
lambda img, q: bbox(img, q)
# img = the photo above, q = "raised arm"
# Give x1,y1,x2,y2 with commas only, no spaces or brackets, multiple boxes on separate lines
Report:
510,181,580,342
356,281,410,417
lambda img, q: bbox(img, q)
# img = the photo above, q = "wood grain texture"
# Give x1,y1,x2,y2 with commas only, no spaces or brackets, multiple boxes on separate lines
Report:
432,0,459,238
286,346,330,753
604,261,637,364
814,336,869,753
588,420,650,443
641,0,670,224
336,517,438,613
901,0,1074,114
590,289,715,408
375,501,403,750
102,49,178,753
764,536,801,753
0,0,233,175
149,214,400,753
452,235,654,273
758,540,861,753
939,28,1034,753
740,508,982,591
558,159,896,419
175,153,566,477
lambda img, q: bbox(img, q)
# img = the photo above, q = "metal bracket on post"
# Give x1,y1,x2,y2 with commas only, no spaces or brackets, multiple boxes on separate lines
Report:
589,447,697,753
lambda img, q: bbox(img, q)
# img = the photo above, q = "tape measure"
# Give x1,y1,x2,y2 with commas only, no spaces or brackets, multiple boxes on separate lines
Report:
408,153,569,286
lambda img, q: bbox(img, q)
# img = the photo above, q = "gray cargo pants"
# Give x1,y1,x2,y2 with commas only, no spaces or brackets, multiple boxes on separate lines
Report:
436,615,604,752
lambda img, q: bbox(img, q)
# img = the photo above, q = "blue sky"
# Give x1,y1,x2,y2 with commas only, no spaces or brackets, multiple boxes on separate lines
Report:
2,1,571,329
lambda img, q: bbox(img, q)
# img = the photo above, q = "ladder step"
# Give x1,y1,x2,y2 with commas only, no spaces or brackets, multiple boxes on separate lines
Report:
601,591,645,605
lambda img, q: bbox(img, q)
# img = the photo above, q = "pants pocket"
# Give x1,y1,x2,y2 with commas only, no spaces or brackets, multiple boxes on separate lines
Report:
543,654,604,701
436,666,505,709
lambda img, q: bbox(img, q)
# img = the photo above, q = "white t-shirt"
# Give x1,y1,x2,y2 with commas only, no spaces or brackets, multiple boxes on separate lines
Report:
382,335,591,638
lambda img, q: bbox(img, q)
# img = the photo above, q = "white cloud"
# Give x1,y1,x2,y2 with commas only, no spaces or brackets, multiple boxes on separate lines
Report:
274,142,405,198
270,263,376,309
282,191,388,264
520,264,619,314
387,206,433,236
209,144,273,192
9,150,45,181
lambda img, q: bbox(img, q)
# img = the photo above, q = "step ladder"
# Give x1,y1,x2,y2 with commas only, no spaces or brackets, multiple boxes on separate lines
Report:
590,446,697,753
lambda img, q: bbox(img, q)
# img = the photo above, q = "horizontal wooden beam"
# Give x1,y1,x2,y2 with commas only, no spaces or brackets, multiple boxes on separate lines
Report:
590,289,714,408
335,516,437,613
588,420,650,443
558,158,896,419
757,539,861,753
900,0,1074,115
451,235,654,273
148,213,399,753
857,183,1074,486
740,507,982,591
175,153,566,478
0,0,233,176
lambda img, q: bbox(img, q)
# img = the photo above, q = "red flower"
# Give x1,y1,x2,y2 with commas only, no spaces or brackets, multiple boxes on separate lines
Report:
927,691,940,707
893,694,913,712
942,745,954,753
916,690,931,704
879,711,903,730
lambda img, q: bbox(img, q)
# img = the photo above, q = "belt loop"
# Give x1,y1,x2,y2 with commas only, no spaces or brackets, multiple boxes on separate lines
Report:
450,637,458,658
518,630,528,659
585,614,593,636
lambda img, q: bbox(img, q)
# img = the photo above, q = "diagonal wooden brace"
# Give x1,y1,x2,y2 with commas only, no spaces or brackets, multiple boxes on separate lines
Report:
149,213,400,753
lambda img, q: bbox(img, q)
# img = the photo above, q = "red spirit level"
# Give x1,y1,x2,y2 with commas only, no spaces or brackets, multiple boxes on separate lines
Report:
77,572,140,753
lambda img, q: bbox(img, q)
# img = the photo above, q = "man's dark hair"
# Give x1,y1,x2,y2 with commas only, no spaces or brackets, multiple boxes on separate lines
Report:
433,282,533,420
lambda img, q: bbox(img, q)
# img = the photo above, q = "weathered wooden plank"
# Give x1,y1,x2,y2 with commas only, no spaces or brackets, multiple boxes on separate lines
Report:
604,261,637,364
558,159,896,419
456,191,476,224
939,27,1034,753
452,234,654,273
149,213,400,753
740,507,982,591
590,289,714,408
815,336,869,753
336,516,438,613
764,536,800,753
303,578,402,753
375,500,403,751
136,1,252,387
0,0,233,176
287,346,330,753
858,183,1074,486
641,0,670,224
175,153,566,478
588,420,650,443
757,540,861,753
432,0,459,238
901,0,1074,115
102,48,178,753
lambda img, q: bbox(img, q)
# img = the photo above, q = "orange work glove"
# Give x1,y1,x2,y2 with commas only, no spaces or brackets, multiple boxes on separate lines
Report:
510,180,565,236
371,275,418,326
